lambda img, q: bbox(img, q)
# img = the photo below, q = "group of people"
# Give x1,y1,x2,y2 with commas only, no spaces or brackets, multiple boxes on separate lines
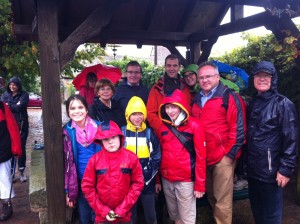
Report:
0,76,29,221
64,54,298,224
0,53,298,224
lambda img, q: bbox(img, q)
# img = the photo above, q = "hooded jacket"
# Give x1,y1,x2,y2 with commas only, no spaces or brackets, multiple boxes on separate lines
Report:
1,76,29,132
158,89,206,192
191,82,246,165
113,78,149,115
0,101,22,162
147,75,192,135
247,61,298,182
123,96,161,194
81,121,144,223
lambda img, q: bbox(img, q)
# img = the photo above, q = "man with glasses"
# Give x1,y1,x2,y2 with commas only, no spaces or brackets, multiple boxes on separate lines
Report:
247,61,298,224
147,54,191,135
114,61,149,115
191,61,246,224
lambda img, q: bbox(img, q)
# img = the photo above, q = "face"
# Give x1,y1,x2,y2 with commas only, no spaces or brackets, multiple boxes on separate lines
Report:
102,135,121,152
68,99,88,125
88,80,96,88
184,71,197,87
126,65,142,85
97,85,113,100
165,59,180,78
129,112,144,127
165,104,181,121
9,82,19,93
253,72,272,94
198,65,220,95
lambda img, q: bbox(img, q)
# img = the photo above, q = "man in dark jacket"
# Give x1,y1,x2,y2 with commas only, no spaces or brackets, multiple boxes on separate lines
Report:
1,77,29,183
247,61,298,224
113,61,149,116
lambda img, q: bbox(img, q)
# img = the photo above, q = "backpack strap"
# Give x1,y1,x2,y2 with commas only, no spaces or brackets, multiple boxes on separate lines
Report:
221,88,233,111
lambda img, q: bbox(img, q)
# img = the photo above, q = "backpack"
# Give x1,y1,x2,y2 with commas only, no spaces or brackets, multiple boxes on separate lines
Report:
221,88,243,111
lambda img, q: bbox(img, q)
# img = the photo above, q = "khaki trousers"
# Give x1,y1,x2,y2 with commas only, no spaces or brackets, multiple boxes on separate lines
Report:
206,156,236,224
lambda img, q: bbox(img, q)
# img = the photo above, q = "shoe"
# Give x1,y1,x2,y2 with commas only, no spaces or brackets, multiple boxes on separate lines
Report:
20,173,27,183
0,201,13,221
234,179,248,191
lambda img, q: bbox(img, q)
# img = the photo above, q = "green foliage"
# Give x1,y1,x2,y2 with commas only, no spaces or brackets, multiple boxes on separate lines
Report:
211,32,300,107
106,56,163,88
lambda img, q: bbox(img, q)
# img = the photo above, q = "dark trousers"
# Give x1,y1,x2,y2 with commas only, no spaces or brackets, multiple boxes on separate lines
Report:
78,186,95,224
18,130,28,172
132,193,157,224
248,178,283,224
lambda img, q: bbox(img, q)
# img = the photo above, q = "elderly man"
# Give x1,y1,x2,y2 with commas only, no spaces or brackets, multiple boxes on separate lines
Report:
247,61,298,224
147,54,191,134
191,61,246,224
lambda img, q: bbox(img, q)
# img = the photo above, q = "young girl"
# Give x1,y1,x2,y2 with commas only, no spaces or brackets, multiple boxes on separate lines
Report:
63,94,101,224
79,72,97,106
81,120,144,224
122,96,161,224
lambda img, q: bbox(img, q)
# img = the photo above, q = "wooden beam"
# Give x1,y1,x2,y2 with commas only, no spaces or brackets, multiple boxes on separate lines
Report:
231,5,244,21
141,0,159,30
176,0,198,32
59,0,122,69
198,37,219,63
37,0,65,223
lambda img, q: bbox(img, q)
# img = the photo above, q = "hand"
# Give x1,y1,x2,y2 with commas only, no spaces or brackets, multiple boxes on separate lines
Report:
194,191,205,198
65,194,76,208
106,210,117,221
276,172,290,188
155,184,162,193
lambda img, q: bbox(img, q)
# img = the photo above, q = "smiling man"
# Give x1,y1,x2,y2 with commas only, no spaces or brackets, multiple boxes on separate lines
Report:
147,54,191,134
247,61,298,224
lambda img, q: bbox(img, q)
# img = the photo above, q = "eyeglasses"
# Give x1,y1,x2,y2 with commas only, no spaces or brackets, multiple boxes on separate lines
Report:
254,74,272,79
126,71,141,75
183,72,196,79
99,87,112,91
198,74,217,81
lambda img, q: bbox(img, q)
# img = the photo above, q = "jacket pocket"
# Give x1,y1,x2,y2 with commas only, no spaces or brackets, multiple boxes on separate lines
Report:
96,169,107,175
121,168,132,174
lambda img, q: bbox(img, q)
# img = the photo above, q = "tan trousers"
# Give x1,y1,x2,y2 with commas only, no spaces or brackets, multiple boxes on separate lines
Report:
206,156,236,224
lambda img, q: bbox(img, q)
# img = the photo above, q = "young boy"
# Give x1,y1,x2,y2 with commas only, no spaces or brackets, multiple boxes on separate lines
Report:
81,120,144,224
122,96,161,224
0,101,22,221
158,89,206,224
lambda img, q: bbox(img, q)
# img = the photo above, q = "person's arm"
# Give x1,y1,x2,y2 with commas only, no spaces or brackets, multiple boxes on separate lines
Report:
4,103,22,157
277,99,298,181
146,87,163,135
8,91,29,113
225,94,246,160
114,154,144,217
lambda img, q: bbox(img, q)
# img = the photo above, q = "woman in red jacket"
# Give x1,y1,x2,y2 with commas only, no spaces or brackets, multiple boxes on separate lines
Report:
157,89,206,224
81,121,144,224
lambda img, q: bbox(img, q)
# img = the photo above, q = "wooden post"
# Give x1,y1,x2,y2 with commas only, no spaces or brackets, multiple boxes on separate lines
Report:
37,0,65,223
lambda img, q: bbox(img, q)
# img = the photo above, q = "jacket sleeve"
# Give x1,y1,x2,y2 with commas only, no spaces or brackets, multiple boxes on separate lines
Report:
81,156,111,218
193,119,206,192
4,103,22,157
278,98,298,177
114,154,144,217
8,91,29,113
146,87,163,135
225,94,246,160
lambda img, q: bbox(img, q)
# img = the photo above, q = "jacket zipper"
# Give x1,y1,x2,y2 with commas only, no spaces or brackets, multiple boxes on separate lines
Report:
268,148,272,171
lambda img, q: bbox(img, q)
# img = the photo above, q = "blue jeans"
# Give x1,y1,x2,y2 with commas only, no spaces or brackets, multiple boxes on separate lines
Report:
78,187,95,224
248,178,283,224
131,193,157,224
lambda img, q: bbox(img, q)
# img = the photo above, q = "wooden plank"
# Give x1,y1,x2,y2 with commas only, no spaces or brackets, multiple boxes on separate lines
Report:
37,0,65,223
59,0,123,69
231,5,244,21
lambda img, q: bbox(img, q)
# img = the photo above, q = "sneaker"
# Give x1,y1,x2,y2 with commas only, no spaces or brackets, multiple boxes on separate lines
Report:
234,179,248,191
0,201,13,221
20,173,27,183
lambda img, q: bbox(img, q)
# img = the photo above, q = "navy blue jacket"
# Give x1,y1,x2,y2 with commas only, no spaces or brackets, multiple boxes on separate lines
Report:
247,61,298,183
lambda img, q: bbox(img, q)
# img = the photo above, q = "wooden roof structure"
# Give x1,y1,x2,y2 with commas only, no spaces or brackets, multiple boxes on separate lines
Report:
11,0,300,223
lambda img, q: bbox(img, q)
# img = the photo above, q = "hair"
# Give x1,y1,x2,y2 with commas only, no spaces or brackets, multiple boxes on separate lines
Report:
125,61,143,74
65,94,88,117
198,61,219,74
85,72,97,86
165,54,180,65
95,78,115,94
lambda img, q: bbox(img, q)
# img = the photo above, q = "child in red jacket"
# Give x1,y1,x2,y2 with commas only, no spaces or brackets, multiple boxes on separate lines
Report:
81,120,144,224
